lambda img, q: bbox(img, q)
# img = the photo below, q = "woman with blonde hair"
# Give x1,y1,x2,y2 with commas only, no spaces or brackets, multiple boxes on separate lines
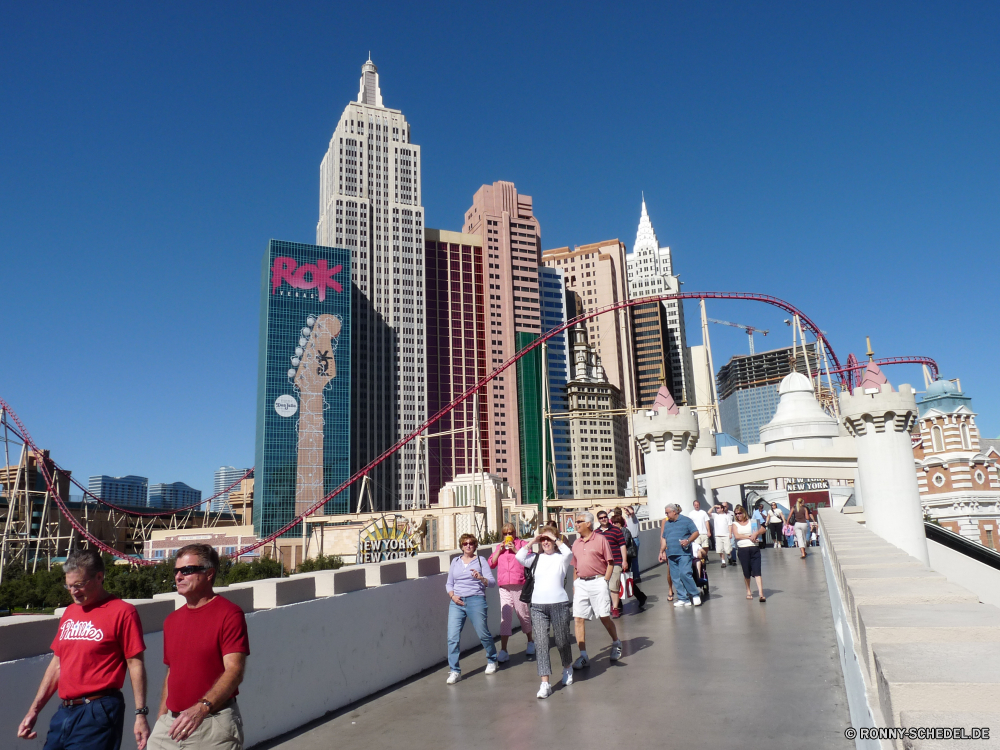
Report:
445,533,497,684
514,525,575,698
789,499,814,559
488,522,535,662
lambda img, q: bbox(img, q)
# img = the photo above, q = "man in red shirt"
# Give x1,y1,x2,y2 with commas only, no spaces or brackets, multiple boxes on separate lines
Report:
570,511,622,668
148,544,249,750
17,548,150,750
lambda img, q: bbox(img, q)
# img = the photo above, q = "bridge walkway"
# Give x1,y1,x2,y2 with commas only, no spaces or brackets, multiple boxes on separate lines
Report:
258,548,850,750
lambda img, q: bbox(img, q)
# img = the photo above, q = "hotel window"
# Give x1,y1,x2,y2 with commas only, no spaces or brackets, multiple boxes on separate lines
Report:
931,426,944,452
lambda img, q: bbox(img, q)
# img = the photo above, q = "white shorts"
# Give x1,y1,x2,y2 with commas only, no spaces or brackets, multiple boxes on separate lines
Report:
715,536,732,555
573,576,612,620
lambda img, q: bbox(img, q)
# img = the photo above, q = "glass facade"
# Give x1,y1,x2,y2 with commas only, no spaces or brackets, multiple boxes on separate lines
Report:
538,267,572,498
255,240,352,540
516,331,544,509
149,482,201,511
87,475,148,508
719,384,781,445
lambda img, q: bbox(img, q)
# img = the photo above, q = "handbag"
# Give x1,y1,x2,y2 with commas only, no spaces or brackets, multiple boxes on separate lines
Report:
519,551,540,604
618,570,635,600
624,528,639,559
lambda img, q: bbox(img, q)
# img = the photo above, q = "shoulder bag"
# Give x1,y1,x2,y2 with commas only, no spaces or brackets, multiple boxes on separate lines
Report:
519,551,540,604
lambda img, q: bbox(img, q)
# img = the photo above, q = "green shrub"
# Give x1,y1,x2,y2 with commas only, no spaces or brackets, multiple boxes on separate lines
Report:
220,556,285,585
296,554,344,573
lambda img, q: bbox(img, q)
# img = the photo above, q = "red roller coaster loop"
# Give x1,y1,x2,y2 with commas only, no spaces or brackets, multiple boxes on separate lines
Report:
1,290,940,564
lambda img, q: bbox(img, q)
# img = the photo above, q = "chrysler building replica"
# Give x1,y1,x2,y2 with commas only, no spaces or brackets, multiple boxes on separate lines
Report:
317,59,426,509
625,198,693,404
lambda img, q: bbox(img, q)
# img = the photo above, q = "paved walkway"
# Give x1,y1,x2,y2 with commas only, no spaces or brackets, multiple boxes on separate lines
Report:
257,548,850,750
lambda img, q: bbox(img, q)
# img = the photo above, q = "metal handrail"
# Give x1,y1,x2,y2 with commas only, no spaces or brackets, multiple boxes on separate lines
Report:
925,522,1000,572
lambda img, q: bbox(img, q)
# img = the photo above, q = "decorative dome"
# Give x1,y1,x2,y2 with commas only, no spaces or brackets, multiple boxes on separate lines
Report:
758,371,839,451
925,379,959,397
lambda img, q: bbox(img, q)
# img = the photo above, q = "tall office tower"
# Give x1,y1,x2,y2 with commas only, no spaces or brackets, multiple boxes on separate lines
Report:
625,198,693,404
538,266,572,499
148,482,201,511
565,327,630,498
462,182,542,506
424,229,489,505
316,59,425,510
87,475,148,508
541,240,639,483
717,343,819,444
212,466,250,513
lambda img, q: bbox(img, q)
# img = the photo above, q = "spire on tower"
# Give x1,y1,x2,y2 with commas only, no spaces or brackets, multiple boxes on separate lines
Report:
358,57,383,107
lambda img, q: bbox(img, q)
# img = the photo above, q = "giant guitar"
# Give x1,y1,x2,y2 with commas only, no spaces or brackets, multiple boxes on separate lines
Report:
290,314,342,517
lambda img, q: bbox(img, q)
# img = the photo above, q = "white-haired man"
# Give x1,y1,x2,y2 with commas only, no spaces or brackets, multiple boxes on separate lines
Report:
571,511,622,667
18,548,150,750
659,504,702,606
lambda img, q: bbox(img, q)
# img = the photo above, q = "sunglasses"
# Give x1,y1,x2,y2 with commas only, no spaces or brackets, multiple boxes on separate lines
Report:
174,565,209,576
461,542,476,547
597,516,608,520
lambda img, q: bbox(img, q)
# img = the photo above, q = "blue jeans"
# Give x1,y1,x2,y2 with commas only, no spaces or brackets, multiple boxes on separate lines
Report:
447,595,497,673
44,692,125,750
668,555,699,602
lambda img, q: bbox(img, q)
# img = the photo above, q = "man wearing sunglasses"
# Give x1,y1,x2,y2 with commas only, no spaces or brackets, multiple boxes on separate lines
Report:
18,548,149,750
148,544,249,750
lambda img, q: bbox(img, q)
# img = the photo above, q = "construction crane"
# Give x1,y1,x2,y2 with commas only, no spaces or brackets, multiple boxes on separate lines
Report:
707,318,769,355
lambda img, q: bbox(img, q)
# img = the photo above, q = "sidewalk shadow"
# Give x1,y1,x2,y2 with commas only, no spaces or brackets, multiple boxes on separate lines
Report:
571,636,654,680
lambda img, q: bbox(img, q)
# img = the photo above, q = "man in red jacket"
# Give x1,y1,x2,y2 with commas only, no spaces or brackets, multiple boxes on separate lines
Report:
148,544,250,750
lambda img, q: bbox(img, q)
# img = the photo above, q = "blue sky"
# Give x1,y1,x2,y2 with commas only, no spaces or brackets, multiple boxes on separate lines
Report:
2,2,997,497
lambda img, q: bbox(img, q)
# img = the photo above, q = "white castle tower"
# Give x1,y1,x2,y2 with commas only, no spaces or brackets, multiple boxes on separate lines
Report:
317,59,426,509
633,385,700,519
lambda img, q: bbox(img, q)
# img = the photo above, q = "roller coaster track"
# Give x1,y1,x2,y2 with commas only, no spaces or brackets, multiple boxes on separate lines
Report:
1,290,940,564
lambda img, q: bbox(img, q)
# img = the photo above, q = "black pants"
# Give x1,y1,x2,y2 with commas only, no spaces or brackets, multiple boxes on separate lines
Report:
737,545,762,578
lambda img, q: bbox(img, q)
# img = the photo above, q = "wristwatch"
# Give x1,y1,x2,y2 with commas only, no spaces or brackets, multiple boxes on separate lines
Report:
135,707,149,716
199,699,213,712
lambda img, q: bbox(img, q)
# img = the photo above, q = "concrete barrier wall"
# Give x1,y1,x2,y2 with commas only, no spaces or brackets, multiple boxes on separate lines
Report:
927,538,1000,609
1,533,666,749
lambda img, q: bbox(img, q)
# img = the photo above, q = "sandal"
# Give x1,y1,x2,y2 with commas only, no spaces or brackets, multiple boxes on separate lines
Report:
667,592,674,601
746,593,753,600
759,596,766,603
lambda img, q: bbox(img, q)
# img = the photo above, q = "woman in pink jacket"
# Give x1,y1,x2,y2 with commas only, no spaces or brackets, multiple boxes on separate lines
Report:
488,522,535,662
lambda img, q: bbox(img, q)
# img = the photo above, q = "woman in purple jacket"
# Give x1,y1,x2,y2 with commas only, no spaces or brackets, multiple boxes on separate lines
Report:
488,523,535,662
445,534,498,684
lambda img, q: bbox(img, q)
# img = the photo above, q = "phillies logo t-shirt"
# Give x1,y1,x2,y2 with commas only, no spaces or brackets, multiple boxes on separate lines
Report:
51,596,145,699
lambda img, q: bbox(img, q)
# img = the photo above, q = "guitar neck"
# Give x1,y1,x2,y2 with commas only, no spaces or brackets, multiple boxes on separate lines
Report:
295,390,325,516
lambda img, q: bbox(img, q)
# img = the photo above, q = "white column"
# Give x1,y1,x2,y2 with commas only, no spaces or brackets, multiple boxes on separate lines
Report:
841,383,929,565
633,408,700,520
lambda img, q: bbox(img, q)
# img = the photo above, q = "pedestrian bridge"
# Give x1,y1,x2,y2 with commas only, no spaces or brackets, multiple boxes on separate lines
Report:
3,512,1000,749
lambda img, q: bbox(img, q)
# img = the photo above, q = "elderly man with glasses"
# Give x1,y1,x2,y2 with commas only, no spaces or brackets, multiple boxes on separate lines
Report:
570,512,622,667
658,504,702,607
148,544,250,750
18,548,150,750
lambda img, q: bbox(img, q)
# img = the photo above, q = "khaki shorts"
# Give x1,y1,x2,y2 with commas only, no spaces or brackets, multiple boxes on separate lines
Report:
697,533,709,549
148,702,244,750
573,576,611,620
714,536,732,555
607,565,623,595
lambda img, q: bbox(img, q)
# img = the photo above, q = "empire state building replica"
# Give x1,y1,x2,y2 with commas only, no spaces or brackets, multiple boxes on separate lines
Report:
317,58,426,510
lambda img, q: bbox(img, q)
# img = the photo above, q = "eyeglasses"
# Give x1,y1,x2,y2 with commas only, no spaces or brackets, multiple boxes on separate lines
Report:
174,565,209,577
63,578,93,592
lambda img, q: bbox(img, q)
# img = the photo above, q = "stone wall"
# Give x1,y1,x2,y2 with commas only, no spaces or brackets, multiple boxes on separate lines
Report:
0,524,665,749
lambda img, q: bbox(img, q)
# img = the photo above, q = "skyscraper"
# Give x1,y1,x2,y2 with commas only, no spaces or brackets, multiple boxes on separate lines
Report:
423,228,488,506
212,466,251,513
87,475,148,508
316,59,425,510
462,182,542,506
625,198,693,405
538,266,572,499
149,482,201,511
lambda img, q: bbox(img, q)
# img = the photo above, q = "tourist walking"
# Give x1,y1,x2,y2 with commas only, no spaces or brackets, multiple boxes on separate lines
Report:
789,499,814,558
752,501,769,548
733,506,766,602
488,523,535,662
445,534,498,684
571,512,622,667
514,527,575,699
18,548,150,750
595,510,628,618
149,544,250,750
711,503,733,568
658,504,701,606
613,514,648,610
623,505,642,582
689,500,712,552
767,502,787,548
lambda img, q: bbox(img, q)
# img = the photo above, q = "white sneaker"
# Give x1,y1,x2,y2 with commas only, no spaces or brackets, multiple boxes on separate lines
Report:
674,600,687,608
446,671,461,684
485,661,498,675
525,642,536,657
561,667,573,686
537,682,552,699
610,641,622,661
497,649,509,663
573,653,589,669
693,596,702,606
683,599,693,607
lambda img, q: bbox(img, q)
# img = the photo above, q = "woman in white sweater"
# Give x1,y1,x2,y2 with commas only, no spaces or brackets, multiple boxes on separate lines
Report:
515,526,575,699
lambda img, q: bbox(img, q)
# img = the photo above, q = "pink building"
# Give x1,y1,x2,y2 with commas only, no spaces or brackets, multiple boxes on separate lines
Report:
462,182,542,503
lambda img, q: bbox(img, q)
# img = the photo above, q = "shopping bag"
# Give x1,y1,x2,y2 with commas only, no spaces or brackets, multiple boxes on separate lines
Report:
619,570,635,600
